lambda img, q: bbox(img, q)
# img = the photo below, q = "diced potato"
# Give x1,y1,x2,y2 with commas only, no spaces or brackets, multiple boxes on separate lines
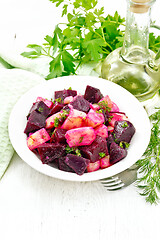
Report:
107,126,114,132
109,113,128,127
98,95,112,109
27,128,51,150
64,96,74,104
94,124,108,138
65,127,96,147
111,101,119,112
85,109,104,128
61,108,86,130
46,111,63,129
100,155,111,169
87,160,100,172
90,103,100,111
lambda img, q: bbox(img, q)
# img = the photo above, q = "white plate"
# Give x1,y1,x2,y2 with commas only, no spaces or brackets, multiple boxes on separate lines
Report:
9,75,151,181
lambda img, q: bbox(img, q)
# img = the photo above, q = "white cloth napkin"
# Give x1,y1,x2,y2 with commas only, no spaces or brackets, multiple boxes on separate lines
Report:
0,68,44,179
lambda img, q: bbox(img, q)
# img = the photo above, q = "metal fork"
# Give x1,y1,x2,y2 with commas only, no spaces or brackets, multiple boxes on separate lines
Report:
100,164,139,190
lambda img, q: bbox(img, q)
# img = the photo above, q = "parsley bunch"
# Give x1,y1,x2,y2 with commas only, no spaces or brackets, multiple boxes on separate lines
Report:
21,0,160,80
136,108,160,205
21,0,125,79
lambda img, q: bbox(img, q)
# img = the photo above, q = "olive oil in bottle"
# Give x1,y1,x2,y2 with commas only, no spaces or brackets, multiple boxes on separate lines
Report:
101,0,160,102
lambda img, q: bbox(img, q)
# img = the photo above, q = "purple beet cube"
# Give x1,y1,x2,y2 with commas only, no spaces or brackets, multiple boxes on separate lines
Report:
54,89,77,102
58,156,74,173
64,154,90,175
84,85,103,104
70,95,90,113
107,133,115,151
24,111,46,134
37,143,66,164
109,142,127,164
27,101,50,118
51,128,67,143
50,101,64,115
80,136,108,163
113,120,135,143
102,109,110,125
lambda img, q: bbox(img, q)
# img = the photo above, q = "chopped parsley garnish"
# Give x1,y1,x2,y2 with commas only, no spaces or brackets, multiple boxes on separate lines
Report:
121,121,128,128
119,141,130,149
55,97,62,103
96,109,103,114
38,107,44,112
79,136,84,143
54,117,60,127
99,152,106,158
65,145,81,156
108,115,113,122
98,101,111,112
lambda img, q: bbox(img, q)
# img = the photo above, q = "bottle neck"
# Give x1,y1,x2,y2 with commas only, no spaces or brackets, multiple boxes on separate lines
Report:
121,0,155,64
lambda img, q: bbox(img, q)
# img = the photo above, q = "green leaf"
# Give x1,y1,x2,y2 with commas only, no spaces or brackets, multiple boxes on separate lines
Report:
55,25,63,41
27,44,42,53
44,35,53,45
61,50,75,74
21,44,42,58
82,38,105,61
62,4,68,16
50,0,64,7
155,49,160,60
21,51,40,59
46,54,62,79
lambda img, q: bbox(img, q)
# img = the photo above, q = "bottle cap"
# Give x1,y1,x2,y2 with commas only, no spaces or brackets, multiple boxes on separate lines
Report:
130,0,152,13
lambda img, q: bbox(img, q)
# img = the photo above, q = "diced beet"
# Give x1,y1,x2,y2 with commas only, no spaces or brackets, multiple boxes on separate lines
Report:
54,89,77,102
80,136,108,163
50,101,64,115
109,142,127,164
70,95,90,113
37,143,66,164
84,85,103,103
58,156,74,172
62,104,71,112
102,109,110,125
36,97,53,109
106,133,115,152
27,101,51,118
113,120,135,143
51,128,67,143
24,111,46,134
64,154,90,175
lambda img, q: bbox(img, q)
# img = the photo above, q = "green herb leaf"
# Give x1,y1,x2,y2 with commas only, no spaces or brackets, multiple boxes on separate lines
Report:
82,38,105,61
136,108,160,205
99,152,106,158
61,50,75,74
46,54,62,79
